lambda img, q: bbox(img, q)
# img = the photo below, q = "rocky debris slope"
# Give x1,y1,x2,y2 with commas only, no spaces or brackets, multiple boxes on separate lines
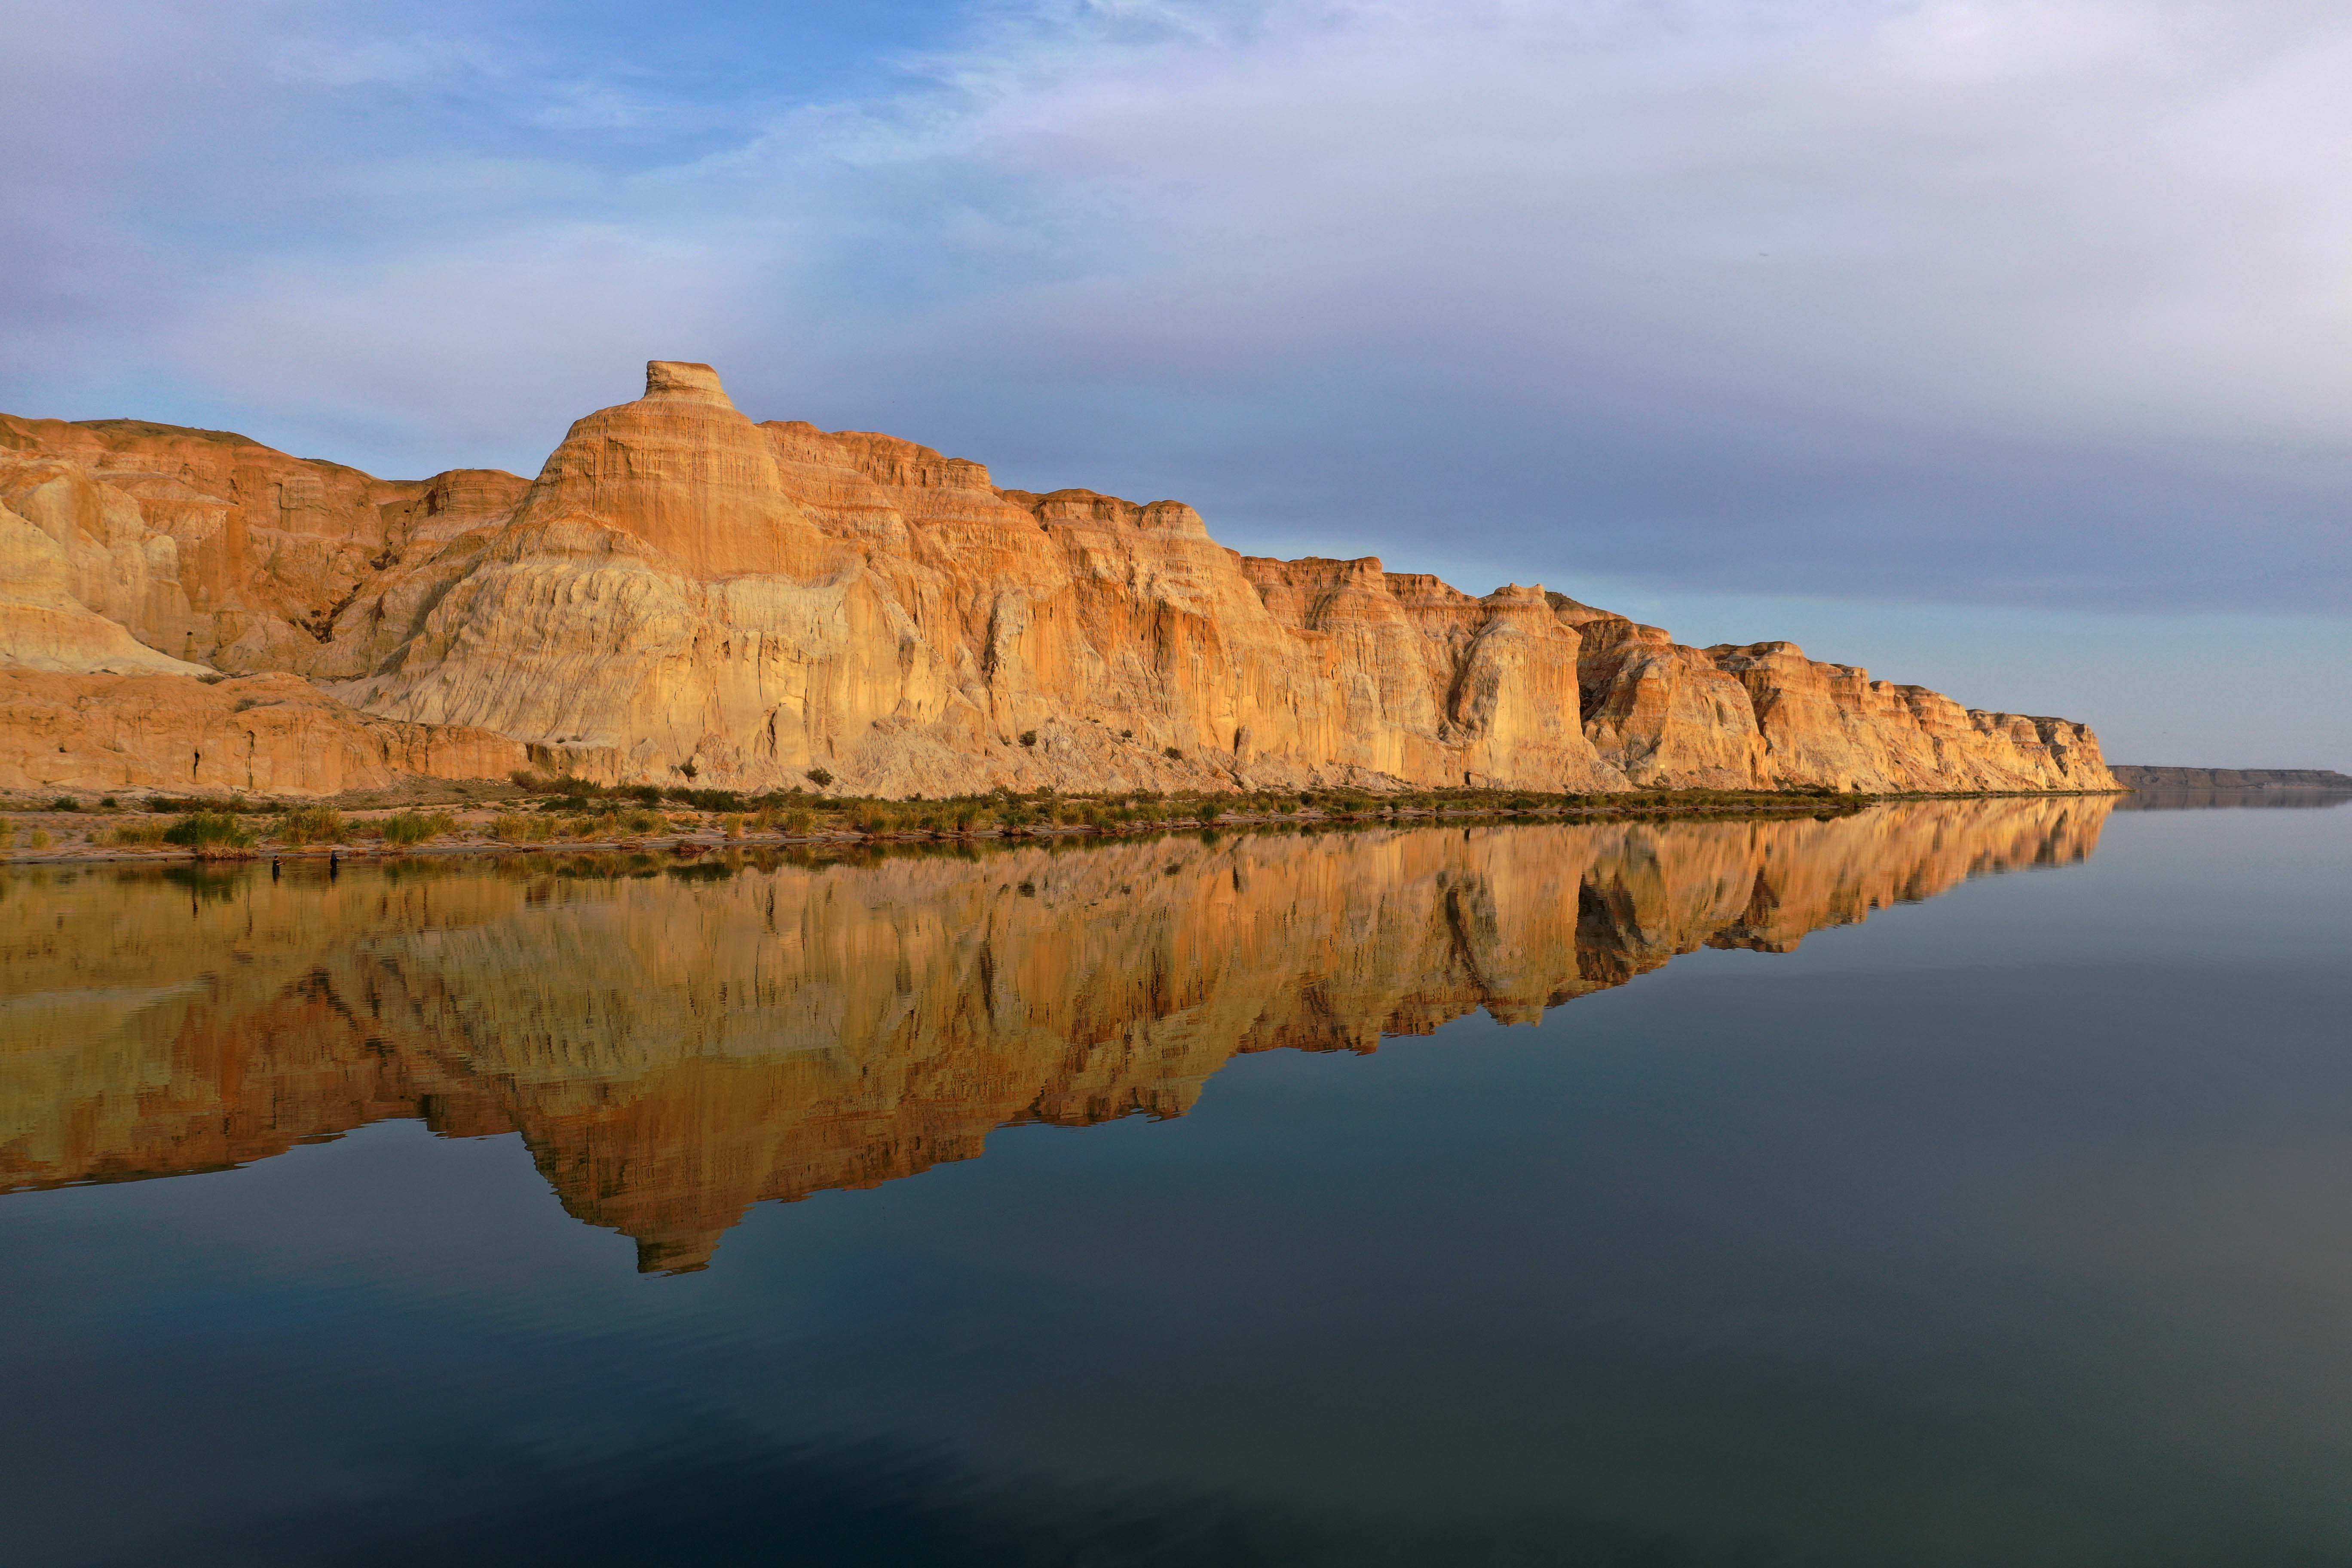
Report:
0,799,2112,1269
0,363,2113,798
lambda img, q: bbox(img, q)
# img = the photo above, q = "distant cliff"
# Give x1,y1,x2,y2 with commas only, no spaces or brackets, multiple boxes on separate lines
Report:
2113,766,2352,790
0,361,2114,799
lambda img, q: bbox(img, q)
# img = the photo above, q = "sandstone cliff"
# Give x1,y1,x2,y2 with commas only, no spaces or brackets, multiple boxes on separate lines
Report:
0,800,2111,1270
0,364,2113,797
0,670,527,797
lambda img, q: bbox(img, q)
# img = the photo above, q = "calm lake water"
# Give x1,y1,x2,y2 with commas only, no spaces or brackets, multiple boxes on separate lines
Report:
4,797,2349,1566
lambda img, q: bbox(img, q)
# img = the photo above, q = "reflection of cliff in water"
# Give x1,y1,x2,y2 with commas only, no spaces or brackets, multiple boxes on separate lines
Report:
2116,788,2351,811
1,799,2111,1272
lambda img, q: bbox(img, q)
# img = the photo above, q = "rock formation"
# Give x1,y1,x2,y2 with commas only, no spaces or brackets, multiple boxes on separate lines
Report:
0,670,526,797
0,799,2112,1270
0,364,2114,797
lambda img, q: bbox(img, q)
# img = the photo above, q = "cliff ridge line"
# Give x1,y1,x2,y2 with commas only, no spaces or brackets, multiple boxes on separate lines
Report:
0,361,2114,798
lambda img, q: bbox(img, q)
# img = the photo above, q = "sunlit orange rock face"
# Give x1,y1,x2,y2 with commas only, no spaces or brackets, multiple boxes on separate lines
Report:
0,800,2110,1271
0,669,528,797
0,363,2111,797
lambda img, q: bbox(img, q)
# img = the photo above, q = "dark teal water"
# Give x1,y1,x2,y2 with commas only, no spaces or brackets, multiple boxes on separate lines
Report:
3,800,2349,1566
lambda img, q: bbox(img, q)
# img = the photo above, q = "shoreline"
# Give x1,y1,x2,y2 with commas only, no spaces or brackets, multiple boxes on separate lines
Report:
0,787,2126,869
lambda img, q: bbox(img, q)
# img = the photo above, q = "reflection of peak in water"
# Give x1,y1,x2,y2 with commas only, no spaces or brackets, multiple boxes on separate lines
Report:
0,798,2110,1271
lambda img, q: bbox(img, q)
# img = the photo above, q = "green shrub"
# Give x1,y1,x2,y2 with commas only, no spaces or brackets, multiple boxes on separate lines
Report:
527,773,598,802
380,810,456,846
667,787,745,812
277,806,349,845
1163,746,1183,760
28,829,52,849
51,796,80,812
108,821,169,847
163,812,253,849
619,808,666,836
1019,730,1038,747
806,767,834,787
490,811,552,843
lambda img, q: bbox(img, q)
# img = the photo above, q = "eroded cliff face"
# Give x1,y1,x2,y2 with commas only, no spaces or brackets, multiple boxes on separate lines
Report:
0,799,2111,1270
0,364,2113,796
0,670,528,797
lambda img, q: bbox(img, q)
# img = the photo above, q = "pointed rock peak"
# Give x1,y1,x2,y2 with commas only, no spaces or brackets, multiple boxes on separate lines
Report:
1479,583,1555,623
643,360,735,408
634,1231,723,1274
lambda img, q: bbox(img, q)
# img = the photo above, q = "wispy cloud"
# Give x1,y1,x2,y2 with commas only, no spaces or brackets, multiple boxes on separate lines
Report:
4,0,2349,615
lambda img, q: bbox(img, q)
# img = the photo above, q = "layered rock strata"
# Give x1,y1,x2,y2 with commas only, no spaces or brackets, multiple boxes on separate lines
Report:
0,670,527,796
0,800,2111,1271
1,365,2113,797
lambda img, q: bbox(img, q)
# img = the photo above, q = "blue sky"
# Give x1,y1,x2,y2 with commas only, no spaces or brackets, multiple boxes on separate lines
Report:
4,0,2347,766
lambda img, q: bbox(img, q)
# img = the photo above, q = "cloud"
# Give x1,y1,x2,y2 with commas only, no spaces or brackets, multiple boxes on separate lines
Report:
3,0,2349,612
